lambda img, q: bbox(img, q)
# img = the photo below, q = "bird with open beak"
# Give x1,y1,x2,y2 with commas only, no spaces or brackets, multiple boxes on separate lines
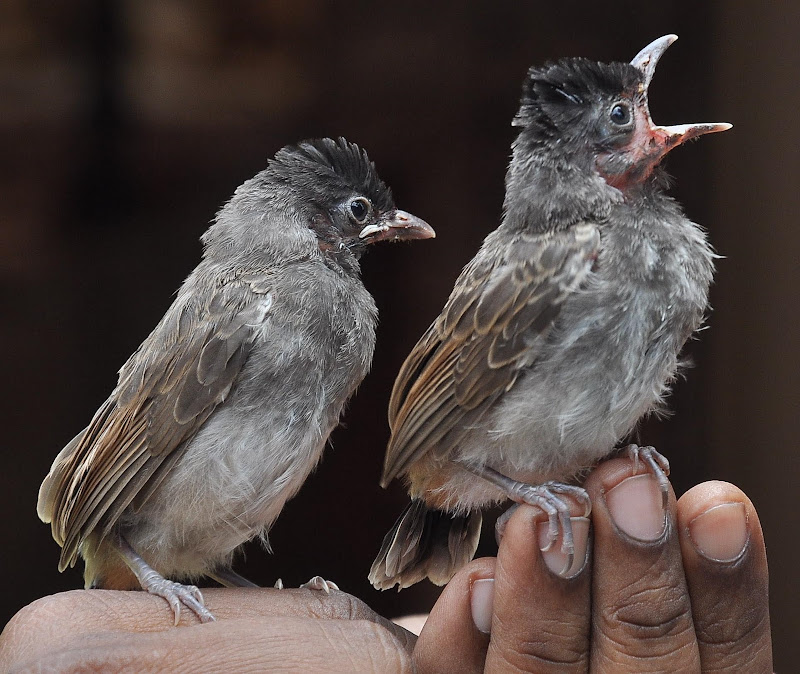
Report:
37,137,434,623
370,35,730,590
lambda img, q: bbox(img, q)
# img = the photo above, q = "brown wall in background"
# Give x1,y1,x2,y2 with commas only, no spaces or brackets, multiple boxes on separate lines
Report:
707,2,800,667
0,1,794,667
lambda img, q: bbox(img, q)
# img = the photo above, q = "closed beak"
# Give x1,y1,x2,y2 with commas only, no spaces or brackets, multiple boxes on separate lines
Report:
359,210,435,244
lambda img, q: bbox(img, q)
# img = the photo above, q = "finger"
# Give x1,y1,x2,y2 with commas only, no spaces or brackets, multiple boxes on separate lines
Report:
585,457,701,672
485,502,592,673
5,617,413,673
677,481,772,672
412,557,495,674
0,586,415,668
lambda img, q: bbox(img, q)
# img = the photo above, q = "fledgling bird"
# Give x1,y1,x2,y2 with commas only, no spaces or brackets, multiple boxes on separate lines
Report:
37,137,434,622
370,35,730,590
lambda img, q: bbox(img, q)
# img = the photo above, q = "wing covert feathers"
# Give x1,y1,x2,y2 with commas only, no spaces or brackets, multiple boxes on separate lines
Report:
37,279,271,570
381,223,599,486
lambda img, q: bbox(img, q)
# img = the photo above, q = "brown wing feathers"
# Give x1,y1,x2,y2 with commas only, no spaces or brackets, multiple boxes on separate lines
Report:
381,224,599,487
38,280,269,569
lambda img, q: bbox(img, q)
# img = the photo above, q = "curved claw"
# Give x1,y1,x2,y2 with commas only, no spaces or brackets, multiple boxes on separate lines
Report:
146,578,215,625
300,576,340,594
170,595,181,627
542,513,559,552
626,444,671,512
561,550,575,577
554,499,575,576
191,585,204,605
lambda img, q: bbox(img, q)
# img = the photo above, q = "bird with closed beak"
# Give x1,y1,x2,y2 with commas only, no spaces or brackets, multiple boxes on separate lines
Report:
370,35,730,591
37,137,434,623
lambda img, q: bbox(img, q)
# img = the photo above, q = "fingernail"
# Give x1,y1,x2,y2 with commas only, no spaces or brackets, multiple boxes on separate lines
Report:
606,474,665,541
470,577,494,634
688,502,748,562
537,517,590,577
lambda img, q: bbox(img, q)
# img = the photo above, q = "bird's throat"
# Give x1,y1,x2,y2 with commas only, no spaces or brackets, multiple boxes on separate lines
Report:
505,151,620,230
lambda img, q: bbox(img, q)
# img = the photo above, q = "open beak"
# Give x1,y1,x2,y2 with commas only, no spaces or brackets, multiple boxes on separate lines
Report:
631,34,678,91
358,210,435,244
631,34,732,156
652,121,732,151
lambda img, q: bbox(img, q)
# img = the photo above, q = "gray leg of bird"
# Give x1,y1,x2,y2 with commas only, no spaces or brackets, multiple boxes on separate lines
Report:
115,534,215,625
300,576,340,593
461,463,591,576
207,568,260,588
625,444,671,510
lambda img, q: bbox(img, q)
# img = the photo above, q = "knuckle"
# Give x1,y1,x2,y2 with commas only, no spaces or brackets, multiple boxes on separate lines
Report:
493,645,587,673
600,581,695,654
600,617,697,663
492,613,590,671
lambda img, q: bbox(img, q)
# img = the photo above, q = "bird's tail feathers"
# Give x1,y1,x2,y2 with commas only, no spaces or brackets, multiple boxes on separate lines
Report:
368,499,482,590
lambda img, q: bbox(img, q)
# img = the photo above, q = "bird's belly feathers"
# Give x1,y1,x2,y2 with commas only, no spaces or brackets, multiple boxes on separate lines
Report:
457,263,705,483
118,281,376,577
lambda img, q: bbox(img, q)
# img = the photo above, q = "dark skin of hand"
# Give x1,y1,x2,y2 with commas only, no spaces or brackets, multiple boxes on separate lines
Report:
1,458,772,672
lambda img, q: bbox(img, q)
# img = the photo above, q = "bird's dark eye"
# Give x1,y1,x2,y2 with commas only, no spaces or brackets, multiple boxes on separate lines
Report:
349,197,370,224
609,102,632,127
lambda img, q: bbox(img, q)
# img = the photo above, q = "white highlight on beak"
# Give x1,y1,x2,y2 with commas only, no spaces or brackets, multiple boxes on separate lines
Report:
658,123,733,136
358,223,390,239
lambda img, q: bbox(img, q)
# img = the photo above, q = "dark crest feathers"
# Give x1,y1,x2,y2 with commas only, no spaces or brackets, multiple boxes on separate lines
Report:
514,57,642,129
266,137,394,213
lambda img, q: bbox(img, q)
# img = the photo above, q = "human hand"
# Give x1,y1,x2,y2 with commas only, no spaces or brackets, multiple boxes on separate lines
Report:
0,583,419,671
415,458,772,672
1,458,772,672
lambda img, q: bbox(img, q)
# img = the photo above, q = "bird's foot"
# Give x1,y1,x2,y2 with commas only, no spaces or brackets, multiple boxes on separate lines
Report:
116,533,215,625
300,576,340,593
506,480,590,575
272,576,339,593
461,463,590,576
141,576,215,626
625,444,670,510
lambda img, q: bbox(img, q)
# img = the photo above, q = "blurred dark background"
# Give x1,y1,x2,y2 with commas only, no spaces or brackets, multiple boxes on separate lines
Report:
1,0,796,668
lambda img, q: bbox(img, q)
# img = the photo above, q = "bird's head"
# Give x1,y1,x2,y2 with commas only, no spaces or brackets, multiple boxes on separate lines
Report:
206,138,433,269
265,137,434,260
514,35,731,191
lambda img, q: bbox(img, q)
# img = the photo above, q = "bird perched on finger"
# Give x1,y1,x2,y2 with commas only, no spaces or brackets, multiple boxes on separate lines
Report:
37,137,435,623
370,35,730,590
